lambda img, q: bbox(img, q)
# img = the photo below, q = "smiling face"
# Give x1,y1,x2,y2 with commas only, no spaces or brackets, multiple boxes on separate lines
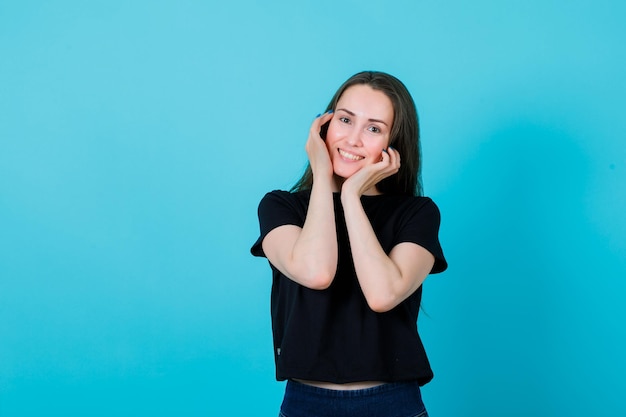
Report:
325,84,394,191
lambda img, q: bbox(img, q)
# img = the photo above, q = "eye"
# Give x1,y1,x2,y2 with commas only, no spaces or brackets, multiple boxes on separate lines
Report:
368,126,381,134
339,117,350,124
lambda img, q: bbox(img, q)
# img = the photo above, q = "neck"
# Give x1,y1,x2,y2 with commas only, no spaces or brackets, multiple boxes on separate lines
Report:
332,176,381,196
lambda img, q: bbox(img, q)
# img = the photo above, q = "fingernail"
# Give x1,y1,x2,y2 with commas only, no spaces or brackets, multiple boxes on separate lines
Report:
382,148,388,153
388,146,395,151
315,113,321,118
327,110,334,114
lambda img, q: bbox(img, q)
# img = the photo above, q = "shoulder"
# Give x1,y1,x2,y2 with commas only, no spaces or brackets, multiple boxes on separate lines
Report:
259,189,311,207
377,195,447,273
397,196,442,226
252,190,312,254
408,196,441,216
397,196,440,219
257,189,312,222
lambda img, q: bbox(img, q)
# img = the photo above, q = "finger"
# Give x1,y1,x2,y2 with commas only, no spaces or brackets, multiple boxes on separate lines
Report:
377,148,399,178
379,148,389,163
312,110,334,124
387,146,401,168
317,110,334,132
309,110,334,137
380,147,395,166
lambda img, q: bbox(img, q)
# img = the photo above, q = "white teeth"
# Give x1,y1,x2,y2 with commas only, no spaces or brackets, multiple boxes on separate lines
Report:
339,149,364,161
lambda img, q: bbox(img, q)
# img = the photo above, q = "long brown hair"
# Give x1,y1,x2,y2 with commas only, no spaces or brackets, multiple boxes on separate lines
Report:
291,71,423,196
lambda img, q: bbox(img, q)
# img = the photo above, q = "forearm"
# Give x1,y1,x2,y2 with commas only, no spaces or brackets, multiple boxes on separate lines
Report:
340,193,405,311
291,180,338,288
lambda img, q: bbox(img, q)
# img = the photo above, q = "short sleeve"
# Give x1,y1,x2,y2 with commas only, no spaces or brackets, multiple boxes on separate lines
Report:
396,198,448,274
250,190,307,258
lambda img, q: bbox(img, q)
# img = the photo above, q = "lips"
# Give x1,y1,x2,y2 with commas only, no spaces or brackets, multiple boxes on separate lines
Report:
338,148,365,161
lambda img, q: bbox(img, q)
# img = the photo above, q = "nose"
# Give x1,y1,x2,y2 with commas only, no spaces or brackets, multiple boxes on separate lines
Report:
346,128,362,146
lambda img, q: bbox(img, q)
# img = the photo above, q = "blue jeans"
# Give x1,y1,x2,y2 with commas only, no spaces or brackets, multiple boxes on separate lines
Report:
278,380,429,417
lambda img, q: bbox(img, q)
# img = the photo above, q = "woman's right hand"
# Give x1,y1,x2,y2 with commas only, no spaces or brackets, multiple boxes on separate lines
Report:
305,111,335,182
261,110,339,290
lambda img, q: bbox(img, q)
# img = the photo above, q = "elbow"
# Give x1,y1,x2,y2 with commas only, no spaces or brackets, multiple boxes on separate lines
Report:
365,294,399,313
301,265,336,290
307,272,335,290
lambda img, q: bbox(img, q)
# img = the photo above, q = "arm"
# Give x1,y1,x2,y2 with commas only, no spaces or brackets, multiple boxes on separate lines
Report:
262,112,338,290
340,147,435,312
341,195,435,312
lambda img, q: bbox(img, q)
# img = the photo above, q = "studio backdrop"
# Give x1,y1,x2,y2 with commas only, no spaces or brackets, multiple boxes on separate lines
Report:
1,1,624,416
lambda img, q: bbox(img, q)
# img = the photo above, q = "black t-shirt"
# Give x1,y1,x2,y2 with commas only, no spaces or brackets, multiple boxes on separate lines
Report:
251,190,447,385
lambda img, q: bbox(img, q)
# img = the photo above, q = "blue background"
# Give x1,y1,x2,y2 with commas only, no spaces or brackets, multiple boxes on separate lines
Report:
1,1,625,415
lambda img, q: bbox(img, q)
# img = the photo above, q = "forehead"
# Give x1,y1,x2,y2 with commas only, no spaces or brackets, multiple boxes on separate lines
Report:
337,85,394,121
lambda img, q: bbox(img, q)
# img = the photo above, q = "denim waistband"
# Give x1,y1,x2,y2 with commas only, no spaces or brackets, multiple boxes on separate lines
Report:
280,379,428,417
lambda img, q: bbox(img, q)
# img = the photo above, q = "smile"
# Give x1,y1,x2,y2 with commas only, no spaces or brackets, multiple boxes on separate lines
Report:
338,149,364,161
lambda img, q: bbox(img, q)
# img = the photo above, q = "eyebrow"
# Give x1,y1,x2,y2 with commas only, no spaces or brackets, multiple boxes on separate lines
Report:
336,108,389,127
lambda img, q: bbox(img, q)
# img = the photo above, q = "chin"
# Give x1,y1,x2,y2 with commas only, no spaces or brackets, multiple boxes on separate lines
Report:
333,167,359,180
334,158,369,176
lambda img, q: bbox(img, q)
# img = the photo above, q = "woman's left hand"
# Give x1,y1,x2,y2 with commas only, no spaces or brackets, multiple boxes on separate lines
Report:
339,146,433,313
341,146,401,197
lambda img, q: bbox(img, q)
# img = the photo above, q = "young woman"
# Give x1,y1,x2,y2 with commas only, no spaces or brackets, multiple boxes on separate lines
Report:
251,71,447,417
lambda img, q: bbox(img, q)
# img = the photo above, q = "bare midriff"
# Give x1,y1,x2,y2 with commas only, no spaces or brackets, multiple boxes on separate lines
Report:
294,379,386,390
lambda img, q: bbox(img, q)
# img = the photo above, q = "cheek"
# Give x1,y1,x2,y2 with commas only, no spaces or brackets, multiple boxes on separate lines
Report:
324,126,341,150
325,140,334,155
382,135,392,151
366,137,390,156
324,121,339,141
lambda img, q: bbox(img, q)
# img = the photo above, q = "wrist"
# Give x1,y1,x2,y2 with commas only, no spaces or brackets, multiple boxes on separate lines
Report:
312,177,338,194
340,187,361,206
